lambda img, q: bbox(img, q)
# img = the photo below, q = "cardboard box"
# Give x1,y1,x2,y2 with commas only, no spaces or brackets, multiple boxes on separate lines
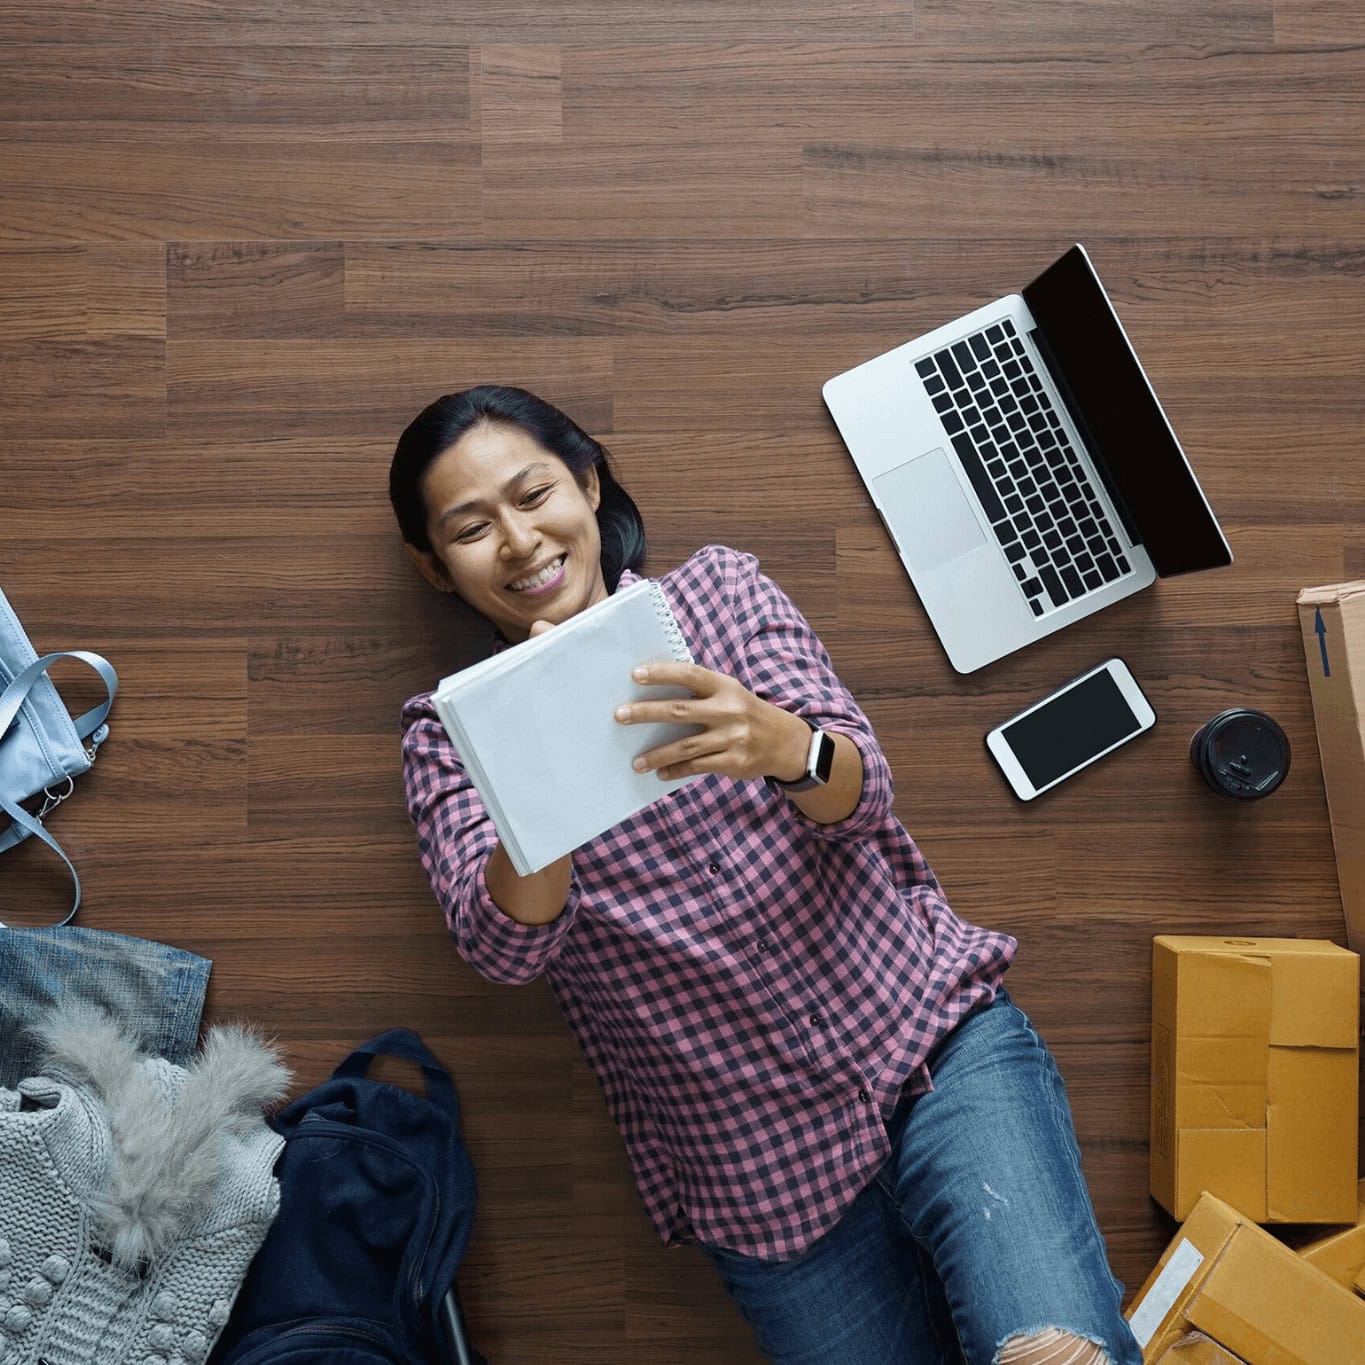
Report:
1151,936,1358,1223
1150,1335,1245,1365
1299,1178,1365,1297
1298,581,1365,955
1126,1192,1365,1364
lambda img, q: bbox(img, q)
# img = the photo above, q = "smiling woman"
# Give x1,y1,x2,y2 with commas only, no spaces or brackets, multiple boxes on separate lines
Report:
388,385,646,642
386,386,1143,1365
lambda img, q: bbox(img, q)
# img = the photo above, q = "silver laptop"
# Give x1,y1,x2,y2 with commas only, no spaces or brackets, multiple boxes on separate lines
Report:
823,244,1232,673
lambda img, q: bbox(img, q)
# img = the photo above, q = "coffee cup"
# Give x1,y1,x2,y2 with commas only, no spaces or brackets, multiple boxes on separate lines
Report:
1190,709,1290,800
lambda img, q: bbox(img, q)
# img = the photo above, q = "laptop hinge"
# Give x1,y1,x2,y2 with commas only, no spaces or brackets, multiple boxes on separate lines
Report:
1028,325,1142,548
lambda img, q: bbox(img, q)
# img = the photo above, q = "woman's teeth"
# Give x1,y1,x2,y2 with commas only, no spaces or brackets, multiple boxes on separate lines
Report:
510,554,566,592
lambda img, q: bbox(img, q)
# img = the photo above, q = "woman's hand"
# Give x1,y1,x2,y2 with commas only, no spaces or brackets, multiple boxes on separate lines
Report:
614,662,812,783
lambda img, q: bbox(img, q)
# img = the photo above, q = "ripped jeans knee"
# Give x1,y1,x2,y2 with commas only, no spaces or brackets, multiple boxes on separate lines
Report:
995,1326,1114,1365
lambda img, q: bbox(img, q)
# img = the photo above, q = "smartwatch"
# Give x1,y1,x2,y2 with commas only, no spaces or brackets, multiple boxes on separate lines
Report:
769,718,835,793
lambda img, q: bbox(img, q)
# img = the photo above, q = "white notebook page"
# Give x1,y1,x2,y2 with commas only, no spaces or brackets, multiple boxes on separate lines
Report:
431,579,701,875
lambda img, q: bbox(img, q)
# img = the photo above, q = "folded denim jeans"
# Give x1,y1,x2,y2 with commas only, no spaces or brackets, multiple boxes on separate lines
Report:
0,924,211,1087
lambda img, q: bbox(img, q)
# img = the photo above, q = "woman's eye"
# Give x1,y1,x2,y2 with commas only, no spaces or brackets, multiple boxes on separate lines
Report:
452,487,550,542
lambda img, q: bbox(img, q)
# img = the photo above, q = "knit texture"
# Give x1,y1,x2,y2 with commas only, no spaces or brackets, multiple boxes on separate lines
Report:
0,1005,289,1364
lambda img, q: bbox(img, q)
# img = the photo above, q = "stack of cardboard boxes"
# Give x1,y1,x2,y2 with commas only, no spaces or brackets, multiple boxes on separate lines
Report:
1130,1192,1365,1364
1129,937,1361,1363
1120,583,1365,1364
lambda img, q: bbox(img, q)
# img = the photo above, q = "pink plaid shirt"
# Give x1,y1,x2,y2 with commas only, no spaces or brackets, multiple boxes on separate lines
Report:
401,544,1016,1260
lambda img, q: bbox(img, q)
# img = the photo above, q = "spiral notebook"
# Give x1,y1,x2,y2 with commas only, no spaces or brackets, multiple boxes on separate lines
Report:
430,579,702,877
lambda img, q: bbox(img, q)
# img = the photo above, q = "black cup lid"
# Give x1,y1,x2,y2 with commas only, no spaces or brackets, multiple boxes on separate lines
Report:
1199,709,1291,798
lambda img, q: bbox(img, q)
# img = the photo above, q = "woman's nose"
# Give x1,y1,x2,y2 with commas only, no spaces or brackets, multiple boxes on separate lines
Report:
501,511,539,557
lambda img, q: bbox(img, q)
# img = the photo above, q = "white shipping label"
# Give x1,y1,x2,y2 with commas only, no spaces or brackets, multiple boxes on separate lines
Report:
1127,1238,1205,1348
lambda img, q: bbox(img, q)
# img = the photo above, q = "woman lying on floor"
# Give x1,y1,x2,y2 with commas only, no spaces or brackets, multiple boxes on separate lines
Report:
390,384,1141,1365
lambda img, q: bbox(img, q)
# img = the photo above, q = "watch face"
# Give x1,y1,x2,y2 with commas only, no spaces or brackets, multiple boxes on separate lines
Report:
769,721,835,792
812,729,836,784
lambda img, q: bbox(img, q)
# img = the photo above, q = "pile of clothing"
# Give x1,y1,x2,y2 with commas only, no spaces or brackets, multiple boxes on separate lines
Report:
0,999,287,1364
0,924,482,1365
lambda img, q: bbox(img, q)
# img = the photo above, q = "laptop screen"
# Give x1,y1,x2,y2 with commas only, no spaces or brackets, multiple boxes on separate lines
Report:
1022,246,1232,577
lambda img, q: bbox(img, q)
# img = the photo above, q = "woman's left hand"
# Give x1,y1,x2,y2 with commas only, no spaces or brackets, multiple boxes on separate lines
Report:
614,662,810,783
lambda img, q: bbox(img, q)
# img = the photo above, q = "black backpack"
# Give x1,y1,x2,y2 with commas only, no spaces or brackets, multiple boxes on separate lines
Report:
211,1029,486,1364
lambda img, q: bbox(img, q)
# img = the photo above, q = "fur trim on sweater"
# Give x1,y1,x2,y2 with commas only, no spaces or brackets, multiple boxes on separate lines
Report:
32,1004,290,1270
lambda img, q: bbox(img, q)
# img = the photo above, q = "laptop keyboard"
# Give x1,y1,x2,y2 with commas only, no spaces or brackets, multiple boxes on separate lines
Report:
914,318,1131,617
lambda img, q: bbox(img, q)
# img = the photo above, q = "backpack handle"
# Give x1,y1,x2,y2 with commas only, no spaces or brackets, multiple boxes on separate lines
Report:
332,1027,459,1113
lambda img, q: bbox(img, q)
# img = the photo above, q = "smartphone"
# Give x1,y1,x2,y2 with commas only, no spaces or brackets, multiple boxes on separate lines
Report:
985,658,1156,800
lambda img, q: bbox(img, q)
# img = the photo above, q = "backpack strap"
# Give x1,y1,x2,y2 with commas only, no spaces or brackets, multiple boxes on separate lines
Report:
332,1028,459,1114
0,649,118,749
0,789,82,925
0,650,116,925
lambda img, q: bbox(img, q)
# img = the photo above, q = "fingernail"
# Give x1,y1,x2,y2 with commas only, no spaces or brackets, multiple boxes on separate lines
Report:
633,667,647,681
615,705,631,722
633,758,647,772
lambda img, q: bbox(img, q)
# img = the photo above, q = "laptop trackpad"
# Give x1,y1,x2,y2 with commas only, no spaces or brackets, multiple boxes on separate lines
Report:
872,449,987,571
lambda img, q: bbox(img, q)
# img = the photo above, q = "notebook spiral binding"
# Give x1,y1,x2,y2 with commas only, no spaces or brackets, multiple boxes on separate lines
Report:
648,581,695,664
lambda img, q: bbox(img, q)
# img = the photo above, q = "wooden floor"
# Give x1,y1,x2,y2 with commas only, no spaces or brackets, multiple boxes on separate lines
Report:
2,3,1363,1360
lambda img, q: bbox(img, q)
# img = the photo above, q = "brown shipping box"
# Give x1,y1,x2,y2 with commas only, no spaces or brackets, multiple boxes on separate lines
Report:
1299,1178,1365,1298
1149,1337,1245,1365
1125,1192,1365,1364
1298,581,1365,954
1150,936,1358,1223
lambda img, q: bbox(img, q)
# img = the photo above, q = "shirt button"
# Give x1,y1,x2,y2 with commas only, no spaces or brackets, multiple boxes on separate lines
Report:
757,937,770,953
809,1012,824,1028
708,861,721,875
858,1088,871,1104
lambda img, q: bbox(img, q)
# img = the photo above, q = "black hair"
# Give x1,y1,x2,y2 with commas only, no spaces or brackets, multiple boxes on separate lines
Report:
389,385,646,592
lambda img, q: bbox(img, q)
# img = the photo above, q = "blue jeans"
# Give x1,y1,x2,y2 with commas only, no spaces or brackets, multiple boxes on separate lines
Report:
700,989,1142,1365
0,925,210,1088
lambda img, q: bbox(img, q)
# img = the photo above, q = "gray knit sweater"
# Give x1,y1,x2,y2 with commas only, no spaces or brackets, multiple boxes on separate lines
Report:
0,1006,289,1364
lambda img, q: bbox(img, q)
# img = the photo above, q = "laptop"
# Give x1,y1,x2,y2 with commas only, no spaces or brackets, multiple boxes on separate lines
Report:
823,244,1232,673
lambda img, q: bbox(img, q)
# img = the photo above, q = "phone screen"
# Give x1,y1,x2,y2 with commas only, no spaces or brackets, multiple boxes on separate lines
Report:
1000,668,1142,790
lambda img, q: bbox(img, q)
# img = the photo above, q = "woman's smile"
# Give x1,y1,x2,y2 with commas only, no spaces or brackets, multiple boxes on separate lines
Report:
507,552,568,596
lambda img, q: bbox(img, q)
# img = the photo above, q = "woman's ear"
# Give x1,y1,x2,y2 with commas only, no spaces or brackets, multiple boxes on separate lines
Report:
404,542,456,593
581,463,601,512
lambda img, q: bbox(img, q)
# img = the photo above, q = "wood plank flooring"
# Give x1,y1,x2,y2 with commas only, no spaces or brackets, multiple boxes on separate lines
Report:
1,5,1362,1361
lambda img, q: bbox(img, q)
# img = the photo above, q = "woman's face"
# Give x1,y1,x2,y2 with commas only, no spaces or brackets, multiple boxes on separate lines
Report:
410,420,609,642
